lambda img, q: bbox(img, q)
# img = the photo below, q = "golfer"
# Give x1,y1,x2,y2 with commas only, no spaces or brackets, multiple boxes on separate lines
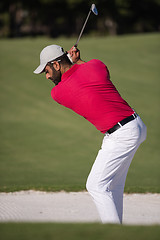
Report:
34,45,147,224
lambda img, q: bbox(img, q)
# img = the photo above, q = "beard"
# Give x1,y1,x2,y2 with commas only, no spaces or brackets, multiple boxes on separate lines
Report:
49,66,62,85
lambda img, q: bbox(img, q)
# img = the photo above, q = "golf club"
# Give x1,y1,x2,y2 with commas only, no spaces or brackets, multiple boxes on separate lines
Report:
67,3,98,62
74,3,98,47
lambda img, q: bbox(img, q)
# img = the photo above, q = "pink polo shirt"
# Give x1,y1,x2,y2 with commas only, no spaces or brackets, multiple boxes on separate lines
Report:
51,59,134,133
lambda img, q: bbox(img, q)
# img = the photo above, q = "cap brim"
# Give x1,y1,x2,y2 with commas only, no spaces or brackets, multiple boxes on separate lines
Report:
33,63,46,74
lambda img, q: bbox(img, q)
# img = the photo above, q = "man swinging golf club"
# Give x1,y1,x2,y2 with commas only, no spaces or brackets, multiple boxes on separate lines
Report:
34,44,147,224
33,5,147,224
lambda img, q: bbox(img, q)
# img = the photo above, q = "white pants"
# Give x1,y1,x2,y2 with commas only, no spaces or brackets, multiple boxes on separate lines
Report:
86,115,147,224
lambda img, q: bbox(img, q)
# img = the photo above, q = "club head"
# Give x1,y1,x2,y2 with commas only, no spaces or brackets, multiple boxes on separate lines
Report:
91,4,98,15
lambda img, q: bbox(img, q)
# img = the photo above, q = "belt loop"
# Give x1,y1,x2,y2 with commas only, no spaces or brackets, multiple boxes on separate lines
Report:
118,122,122,127
133,112,137,119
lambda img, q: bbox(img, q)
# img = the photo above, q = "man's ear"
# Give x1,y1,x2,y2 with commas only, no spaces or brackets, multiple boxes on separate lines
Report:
53,61,61,71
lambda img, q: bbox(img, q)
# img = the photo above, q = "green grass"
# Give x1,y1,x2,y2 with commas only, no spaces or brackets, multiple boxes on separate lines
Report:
0,33,160,192
0,223,160,240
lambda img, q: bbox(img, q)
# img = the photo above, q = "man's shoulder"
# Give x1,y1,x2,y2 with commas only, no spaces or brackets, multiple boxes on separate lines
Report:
87,59,104,64
84,59,106,71
85,59,106,68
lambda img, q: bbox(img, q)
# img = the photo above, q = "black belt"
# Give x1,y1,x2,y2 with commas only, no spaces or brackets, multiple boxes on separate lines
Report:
106,113,138,134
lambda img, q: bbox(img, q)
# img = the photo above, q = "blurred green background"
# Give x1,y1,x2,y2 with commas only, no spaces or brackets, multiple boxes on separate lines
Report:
1,0,160,38
0,33,159,193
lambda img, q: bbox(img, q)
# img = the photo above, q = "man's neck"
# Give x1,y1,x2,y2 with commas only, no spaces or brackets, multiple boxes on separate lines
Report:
61,64,73,75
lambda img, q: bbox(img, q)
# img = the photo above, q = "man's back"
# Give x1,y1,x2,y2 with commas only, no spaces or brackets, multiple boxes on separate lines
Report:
51,59,134,133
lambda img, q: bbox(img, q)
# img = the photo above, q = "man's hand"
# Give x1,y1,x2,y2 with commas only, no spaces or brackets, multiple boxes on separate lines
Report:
67,46,85,64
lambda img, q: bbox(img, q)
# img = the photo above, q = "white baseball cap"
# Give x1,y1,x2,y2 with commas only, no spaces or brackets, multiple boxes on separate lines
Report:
34,44,65,74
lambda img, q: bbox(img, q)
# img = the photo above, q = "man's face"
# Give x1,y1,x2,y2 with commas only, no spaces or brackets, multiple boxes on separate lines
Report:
45,64,61,85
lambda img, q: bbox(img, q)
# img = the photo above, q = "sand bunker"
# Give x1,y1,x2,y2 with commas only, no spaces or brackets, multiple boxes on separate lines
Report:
0,191,160,225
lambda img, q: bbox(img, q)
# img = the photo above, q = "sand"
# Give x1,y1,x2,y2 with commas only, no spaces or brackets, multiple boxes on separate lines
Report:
0,191,160,225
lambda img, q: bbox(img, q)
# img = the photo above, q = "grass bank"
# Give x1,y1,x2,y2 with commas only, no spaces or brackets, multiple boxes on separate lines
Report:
0,33,159,192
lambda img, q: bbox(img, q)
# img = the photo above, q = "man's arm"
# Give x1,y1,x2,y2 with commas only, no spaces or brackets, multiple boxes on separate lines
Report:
68,46,85,64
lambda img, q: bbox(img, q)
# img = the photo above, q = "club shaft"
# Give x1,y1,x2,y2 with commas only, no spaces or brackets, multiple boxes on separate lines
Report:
74,10,92,47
